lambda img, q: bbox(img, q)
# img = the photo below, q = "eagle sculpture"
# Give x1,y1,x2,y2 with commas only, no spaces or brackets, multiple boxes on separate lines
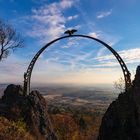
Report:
64,29,77,35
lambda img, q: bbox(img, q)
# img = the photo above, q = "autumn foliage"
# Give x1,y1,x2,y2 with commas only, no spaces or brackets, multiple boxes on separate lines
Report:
0,117,34,140
50,111,103,140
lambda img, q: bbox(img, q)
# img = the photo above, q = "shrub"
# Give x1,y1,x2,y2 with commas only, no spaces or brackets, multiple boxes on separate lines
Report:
0,116,34,140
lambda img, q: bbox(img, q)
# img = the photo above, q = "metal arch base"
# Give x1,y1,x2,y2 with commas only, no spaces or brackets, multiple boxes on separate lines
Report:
23,34,131,95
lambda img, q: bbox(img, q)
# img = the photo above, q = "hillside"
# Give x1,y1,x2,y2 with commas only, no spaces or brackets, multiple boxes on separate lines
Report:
1,66,140,140
0,84,115,140
0,85,57,140
98,66,140,140
43,86,115,139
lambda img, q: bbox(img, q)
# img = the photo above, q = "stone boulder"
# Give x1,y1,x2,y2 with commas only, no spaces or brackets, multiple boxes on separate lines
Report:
0,84,57,140
98,66,140,140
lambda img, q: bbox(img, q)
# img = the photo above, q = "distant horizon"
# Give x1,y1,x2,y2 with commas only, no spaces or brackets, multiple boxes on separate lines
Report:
0,0,139,86
0,82,115,89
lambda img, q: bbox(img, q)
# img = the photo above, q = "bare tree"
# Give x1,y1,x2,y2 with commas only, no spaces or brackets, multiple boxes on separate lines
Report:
0,19,24,61
114,77,125,93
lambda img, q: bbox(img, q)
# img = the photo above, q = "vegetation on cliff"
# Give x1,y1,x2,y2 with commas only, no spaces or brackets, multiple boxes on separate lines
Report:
0,116,34,140
49,105,103,140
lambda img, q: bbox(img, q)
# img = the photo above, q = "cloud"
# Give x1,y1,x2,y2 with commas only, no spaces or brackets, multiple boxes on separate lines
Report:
97,47,107,57
95,48,140,67
60,0,74,9
67,15,78,21
96,31,120,46
97,9,112,19
0,55,27,83
88,31,121,47
24,0,79,43
31,55,122,85
61,37,81,49
40,67,121,85
88,32,99,38
0,48,129,85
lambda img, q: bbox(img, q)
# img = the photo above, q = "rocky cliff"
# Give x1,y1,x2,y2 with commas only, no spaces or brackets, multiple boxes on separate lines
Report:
98,66,140,140
0,84,57,140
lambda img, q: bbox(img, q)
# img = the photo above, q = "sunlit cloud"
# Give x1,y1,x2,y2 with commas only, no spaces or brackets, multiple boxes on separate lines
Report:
1,48,139,85
95,48,140,66
88,32,99,38
0,0,139,86
97,9,112,19
60,0,75,9
25,0,79,43
88,31,120,47
31,57,122,85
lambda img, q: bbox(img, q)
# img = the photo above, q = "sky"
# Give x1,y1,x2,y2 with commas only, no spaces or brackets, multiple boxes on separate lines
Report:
0,0,140,87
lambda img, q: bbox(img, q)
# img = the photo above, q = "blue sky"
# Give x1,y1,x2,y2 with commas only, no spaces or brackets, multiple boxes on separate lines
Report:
0,0,140,87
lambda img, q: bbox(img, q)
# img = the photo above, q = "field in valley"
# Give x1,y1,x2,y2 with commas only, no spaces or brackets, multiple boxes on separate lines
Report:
34,85,118,140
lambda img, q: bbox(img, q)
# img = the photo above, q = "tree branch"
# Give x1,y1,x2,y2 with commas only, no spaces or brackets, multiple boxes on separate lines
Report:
0,19,24,61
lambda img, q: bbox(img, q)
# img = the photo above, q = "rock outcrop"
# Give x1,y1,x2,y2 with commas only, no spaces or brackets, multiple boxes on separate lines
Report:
98,66,140,140
0,84,57,140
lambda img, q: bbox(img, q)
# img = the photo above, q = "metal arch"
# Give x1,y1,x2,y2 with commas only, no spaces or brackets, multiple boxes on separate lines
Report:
23,34,131,95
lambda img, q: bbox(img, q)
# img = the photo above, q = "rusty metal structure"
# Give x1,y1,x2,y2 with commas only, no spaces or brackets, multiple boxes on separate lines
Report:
24,32,131,95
